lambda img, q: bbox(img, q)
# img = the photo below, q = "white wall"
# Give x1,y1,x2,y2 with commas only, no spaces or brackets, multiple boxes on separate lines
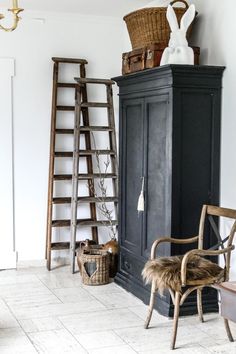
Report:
0,58,17,269
0,10,124,262
190,0,236,279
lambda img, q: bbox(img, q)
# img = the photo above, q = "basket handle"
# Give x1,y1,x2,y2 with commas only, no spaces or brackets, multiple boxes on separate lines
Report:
170,0,189,9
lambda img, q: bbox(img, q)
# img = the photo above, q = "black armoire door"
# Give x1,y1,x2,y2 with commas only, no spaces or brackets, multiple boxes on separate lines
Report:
113,65,225,317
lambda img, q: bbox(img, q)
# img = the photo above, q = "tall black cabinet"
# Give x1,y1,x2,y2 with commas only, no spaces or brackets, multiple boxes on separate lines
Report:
113,65,225,317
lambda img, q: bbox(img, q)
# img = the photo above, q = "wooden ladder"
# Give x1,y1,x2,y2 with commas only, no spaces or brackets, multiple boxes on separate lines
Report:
46,57,99,270
70,77,118,273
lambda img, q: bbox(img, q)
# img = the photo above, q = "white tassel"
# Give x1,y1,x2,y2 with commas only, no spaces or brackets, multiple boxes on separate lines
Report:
137,177,145,212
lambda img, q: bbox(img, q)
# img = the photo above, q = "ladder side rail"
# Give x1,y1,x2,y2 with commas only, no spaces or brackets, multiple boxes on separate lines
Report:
79,65,98,244
70,84,82,273
106,85,119,224
46,61,59,270
81,93,99,244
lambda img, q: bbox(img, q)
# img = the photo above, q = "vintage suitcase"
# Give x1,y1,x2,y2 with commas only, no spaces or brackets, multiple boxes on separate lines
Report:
122,44,200,75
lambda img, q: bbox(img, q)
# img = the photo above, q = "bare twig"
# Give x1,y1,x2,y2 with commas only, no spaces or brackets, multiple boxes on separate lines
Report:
87,133,117,240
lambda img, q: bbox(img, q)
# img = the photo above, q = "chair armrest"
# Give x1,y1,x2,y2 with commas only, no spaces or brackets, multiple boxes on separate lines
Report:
181,245,235,286
150,236,199,260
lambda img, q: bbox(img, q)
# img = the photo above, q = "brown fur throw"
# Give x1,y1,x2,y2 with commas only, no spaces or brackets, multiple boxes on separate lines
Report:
142,255,225,293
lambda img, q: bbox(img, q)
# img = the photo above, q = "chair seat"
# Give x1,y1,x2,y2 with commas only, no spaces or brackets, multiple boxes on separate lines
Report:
142,255,225,293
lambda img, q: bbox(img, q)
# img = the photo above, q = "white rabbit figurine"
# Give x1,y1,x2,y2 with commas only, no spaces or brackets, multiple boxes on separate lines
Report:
160,4,196,65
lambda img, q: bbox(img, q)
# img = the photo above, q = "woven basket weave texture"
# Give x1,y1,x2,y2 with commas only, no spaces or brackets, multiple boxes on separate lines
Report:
81,249,109,286
124,0,195,49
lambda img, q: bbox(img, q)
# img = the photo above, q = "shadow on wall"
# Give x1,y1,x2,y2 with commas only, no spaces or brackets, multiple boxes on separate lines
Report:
189,1,227,66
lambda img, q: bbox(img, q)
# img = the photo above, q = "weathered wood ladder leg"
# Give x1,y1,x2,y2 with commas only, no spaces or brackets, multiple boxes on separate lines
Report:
46,60,59,271
106,83,119,225
80,65,98,246
70,84,82,274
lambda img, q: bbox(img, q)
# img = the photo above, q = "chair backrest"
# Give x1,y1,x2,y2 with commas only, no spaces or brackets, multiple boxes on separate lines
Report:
198,205,236,280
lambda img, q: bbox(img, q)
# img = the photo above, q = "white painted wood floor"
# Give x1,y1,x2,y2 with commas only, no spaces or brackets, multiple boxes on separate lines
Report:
0,265,236,354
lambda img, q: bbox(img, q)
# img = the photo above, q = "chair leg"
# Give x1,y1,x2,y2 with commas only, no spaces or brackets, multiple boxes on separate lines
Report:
171,291,181,350
197,289,204,323
144,281,156,329
224,318,234,342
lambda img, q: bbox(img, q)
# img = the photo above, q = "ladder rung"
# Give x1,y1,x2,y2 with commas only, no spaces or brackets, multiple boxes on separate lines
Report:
75,78,115,85
80,149,116,156
54,174,72,180
79,220,118,227
55,152,73,157
54,150,116,158
53,173,117,181
80,126,113,132
55,129,74,135
52,196,118,204
78,196,118,203
57,83,77,88
57,105,75,111
52,218,91,227
55,127,113,135
52,57,88,64
51,241,81,250
53,197,71,204
81,102,110,108
78,173,117,180
52,219,117,227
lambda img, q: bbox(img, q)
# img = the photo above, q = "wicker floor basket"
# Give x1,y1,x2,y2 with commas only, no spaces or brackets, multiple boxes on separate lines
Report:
80,249,110,286
123,0,196,49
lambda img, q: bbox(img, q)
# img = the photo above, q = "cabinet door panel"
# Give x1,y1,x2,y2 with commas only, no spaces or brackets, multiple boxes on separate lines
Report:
172,90,220,252
143,95,171,257
120,98,144,254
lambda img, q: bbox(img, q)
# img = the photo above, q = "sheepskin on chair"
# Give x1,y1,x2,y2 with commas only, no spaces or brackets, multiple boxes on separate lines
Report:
142,255,225,294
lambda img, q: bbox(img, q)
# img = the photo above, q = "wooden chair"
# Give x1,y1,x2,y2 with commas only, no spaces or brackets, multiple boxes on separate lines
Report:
143,205,236,349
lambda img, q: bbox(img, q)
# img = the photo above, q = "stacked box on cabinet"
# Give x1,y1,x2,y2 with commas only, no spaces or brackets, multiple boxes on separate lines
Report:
122,44,200,75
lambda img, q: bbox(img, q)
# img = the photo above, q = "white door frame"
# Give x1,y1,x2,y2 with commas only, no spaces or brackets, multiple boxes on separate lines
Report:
0,58,17,269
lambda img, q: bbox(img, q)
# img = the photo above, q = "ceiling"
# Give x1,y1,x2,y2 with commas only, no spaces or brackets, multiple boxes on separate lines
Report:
1,0,152,17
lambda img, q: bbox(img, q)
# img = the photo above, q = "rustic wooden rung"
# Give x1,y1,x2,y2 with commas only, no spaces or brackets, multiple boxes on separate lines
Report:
52,196,118,204
79,149,116,156
56,105,75,111
75,78,115,85
54,152,73,157
81,102,110,108
52,57,88,64
51,241,81,250
55,150,115,158
52,219,118,227
52,197,71,204
78,173,117,180
80,126,113,132
57,83,77,88
55,129,74,134
53,173,117,181
52,218,92,227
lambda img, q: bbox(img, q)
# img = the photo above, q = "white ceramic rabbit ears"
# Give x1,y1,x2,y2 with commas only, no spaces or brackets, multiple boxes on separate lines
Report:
167,3,195,32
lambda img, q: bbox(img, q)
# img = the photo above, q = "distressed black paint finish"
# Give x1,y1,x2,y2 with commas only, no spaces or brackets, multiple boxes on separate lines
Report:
113,65,225,317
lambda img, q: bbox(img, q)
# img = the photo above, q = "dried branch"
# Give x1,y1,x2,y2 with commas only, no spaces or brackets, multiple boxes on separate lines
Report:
87,133,117,240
